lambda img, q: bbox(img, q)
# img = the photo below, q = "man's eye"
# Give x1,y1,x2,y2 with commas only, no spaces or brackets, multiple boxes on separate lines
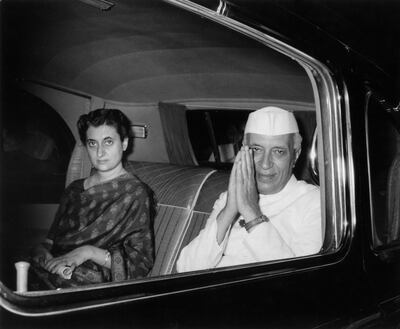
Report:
274,149,285,155
250,146,261,152
104,139,113,146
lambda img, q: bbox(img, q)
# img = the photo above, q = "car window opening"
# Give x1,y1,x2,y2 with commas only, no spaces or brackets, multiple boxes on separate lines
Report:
0,0,338,300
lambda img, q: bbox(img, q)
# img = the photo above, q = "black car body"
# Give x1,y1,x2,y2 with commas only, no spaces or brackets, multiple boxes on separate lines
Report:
1,0,400,328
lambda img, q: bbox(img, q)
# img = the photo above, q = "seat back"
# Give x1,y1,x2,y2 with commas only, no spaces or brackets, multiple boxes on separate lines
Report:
171,170,230,273
66,144,217,276
65,118,317,277
125,162,215,276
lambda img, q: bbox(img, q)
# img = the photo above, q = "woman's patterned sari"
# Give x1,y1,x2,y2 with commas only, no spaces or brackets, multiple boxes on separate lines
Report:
32,173,154,288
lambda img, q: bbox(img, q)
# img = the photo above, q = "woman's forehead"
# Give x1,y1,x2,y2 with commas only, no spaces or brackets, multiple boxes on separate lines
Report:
86,124,118,139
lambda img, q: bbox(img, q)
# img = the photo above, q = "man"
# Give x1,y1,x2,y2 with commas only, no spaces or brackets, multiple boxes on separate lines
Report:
177,106,322,271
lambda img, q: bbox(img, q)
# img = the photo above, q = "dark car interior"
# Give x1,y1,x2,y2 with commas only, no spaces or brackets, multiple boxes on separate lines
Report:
1,0,321,293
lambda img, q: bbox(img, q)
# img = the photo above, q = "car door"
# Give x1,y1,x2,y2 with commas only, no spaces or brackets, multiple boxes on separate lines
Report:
362,89,400,327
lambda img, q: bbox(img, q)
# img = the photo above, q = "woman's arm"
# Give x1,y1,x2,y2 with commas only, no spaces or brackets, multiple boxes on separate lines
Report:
44,245,110,274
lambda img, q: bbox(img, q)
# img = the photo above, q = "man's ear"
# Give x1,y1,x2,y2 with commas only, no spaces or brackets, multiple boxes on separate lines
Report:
294,147,301,165
122,138,128,151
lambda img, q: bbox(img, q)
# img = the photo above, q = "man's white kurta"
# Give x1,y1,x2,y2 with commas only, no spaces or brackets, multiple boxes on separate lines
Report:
176,175,322,272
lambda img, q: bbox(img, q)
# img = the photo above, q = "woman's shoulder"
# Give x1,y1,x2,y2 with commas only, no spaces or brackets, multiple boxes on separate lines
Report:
57,179,85,203
121,172,143,185
65,178,85,191
120,173,151,195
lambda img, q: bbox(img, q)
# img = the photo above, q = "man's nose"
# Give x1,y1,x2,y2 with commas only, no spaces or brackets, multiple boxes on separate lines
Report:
260,152,273,169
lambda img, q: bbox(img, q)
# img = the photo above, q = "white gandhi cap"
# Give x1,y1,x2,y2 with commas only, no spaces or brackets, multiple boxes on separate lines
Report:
244,106,299,136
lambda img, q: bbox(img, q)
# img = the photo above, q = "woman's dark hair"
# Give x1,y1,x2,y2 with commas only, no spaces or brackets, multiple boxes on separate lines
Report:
77,109,132,144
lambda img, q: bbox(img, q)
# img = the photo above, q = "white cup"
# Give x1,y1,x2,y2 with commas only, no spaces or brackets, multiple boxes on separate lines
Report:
15,261,30,293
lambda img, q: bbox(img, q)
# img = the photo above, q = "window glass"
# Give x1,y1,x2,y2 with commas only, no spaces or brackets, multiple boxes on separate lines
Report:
366,95,400,248
187,110,248,167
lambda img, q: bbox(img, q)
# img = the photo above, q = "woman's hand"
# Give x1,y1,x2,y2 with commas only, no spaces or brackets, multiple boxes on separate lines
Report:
32,244,53,269
44,246,93,274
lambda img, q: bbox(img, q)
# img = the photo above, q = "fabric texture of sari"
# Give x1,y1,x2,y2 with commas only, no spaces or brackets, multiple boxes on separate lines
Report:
32,173,154,288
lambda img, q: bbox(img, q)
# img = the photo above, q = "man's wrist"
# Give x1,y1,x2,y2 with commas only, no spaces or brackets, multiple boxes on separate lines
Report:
239,214,269,232
221,203,237,217
218,206,238,224
242,207,262,223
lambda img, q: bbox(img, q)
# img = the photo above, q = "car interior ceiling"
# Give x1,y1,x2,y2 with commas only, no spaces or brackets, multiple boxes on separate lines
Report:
3,0,313,105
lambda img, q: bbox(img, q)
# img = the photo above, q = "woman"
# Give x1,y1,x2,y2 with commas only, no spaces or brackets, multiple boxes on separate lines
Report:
32,109,154,288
